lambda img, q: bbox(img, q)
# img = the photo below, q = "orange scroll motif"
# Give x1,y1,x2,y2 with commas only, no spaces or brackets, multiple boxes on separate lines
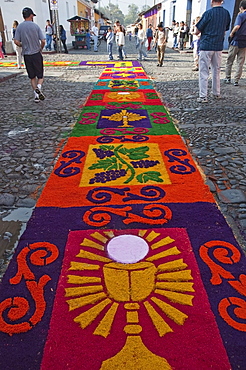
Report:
0,242,59,335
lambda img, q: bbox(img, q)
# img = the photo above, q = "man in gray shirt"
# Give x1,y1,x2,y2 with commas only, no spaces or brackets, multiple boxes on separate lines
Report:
14,7,46,103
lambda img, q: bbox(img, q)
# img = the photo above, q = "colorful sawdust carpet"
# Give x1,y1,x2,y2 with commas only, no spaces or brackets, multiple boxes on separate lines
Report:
0,60,245,370
0,61,80,67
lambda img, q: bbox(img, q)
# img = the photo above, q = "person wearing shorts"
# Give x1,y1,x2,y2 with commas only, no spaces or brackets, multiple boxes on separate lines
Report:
14,7,46,103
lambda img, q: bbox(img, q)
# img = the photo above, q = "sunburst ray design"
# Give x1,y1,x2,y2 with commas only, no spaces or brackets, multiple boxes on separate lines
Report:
68,261,100,271
91,232,108,244
80,238,105,251
143,301,173,337
65,230,195,351
94,302,119,338
146,247,181,262
151,297,188,325
74,298,112,329
103,231,115,238
76,250,112,263
146,231,161,242
157,259,188,272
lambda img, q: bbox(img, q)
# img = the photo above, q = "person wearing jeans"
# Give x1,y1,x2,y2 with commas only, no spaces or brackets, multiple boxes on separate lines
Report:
117,25,125,60
137,24,147,61
45,20,53,51
91,22,98,52
106,27,114,60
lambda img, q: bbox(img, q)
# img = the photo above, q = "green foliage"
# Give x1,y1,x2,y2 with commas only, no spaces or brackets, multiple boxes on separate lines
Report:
98,4,125,25
89,157,118,171
124,4,139,25
118,146,150,160
136,171,164,184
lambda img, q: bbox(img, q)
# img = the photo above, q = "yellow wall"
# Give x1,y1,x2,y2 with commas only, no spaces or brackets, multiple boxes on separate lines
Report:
77,1,91,19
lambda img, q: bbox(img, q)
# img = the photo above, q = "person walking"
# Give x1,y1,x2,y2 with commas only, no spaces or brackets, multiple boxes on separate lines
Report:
179,21,186,50
191,16,201,71
14,7,46,103
117,25,125,61
146,24,153,51
85,29,91,50
12,21,23,68
59,25,68,54
224,0,246,86
106,26,114,60
195,0,231,103
172,21,179,49
45,20,53,51
137,24,148,61
154,23,167,67
91,22,98,52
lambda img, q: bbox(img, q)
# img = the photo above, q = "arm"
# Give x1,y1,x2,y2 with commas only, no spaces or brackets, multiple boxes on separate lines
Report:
14,39,21,47
40,39,45,50
230,24,240,38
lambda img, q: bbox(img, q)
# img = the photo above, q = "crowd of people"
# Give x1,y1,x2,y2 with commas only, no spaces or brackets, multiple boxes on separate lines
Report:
4,1,245,104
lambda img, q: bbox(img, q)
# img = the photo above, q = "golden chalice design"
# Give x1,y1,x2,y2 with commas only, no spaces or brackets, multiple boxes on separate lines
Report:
101,109,146,128
65,230,194,369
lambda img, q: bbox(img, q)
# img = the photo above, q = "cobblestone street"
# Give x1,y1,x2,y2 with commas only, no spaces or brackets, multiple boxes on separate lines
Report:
0,39,245,278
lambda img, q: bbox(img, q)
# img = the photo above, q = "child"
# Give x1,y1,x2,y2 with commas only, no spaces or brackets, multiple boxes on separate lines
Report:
106,26,114,60
86,29,91,50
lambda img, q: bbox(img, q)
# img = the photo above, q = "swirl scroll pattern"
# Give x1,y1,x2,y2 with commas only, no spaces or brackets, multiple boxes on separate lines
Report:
0,242,59,335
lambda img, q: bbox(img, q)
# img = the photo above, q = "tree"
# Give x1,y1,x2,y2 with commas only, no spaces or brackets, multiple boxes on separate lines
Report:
141,5,151,13
124,4,140,26
98,4,125,26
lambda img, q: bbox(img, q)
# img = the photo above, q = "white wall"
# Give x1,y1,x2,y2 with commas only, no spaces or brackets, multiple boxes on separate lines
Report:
1,0,77,46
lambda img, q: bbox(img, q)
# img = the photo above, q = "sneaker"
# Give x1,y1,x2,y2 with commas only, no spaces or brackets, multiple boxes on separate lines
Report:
234,81,239,86
157,63,160,66
192,67,199,71
224,78,231,84
34,97,40,103
211,94,222,100
35,88,45,101
197,97,208,103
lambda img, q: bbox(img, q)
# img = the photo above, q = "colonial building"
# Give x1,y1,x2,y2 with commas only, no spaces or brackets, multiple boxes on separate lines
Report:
158,0,241,49
0,0,80,50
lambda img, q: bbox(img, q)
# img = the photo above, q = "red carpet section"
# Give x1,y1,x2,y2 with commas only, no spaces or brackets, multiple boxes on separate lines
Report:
0,60,245,370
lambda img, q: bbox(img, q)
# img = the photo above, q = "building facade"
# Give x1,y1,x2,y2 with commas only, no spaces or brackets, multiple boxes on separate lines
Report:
0,0,79,49
159,0,241,49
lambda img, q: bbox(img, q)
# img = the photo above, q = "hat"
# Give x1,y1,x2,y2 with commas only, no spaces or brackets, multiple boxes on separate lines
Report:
157,22,163,28
22,7,36,18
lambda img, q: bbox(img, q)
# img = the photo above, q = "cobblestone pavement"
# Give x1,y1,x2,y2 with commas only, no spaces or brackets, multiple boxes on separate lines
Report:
0,39,245,277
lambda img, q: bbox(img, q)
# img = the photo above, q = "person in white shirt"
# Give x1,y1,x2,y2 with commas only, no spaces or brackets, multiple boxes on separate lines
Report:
91,22,99,52
154,23,167,66
117,25,125,60
106,26,114,60
191,16,201,71
137,24,148,61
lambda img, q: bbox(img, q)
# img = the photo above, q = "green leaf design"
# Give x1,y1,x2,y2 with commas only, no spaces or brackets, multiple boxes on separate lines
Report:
121,146,150,160
99,145,115,151
89,157,117,171
136,171,164,184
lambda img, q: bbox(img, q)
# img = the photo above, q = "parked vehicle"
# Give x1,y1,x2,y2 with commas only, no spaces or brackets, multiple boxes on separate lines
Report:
99,25,110,40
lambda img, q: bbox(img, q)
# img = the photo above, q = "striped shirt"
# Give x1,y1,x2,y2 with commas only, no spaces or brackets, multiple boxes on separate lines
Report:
196,6,231,51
